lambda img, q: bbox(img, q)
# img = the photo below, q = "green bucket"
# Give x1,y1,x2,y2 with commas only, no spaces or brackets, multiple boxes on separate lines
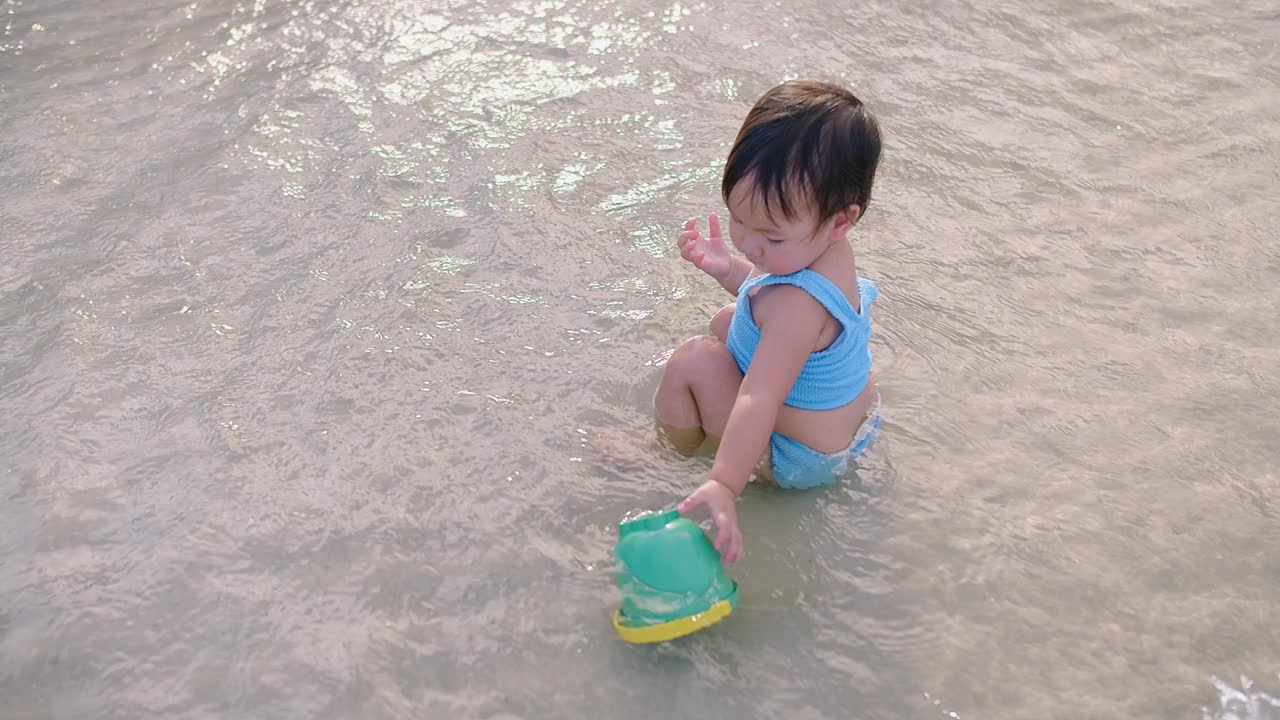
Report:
613,509,738,643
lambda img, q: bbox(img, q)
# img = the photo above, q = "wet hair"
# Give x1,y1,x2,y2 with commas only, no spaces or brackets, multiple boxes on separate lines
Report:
722,80,881,230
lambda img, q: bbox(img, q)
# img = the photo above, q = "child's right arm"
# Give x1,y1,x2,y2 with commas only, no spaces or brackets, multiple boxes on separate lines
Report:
677,212,754,296
678,284,829,564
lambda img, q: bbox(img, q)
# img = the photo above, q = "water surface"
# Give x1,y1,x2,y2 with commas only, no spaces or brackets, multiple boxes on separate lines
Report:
2,0,1278,718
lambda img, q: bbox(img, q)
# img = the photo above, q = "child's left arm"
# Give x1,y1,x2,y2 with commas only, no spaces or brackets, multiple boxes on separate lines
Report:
678,286,828,563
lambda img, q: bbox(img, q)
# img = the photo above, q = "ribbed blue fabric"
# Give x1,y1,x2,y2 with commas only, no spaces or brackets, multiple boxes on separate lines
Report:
725,269,877,410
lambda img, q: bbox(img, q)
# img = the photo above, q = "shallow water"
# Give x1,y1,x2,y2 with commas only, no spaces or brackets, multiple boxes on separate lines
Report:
2,0,1278,718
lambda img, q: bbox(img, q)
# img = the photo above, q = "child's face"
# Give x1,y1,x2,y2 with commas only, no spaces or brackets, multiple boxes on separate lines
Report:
725,180,841,276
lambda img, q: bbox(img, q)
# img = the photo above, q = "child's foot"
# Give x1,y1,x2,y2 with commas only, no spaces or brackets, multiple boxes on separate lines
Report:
653,420,708,457
588,420,710,468
588,427,663,463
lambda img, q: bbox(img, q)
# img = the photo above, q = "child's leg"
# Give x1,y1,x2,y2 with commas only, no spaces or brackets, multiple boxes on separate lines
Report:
654,335,743,454
709,303,735,343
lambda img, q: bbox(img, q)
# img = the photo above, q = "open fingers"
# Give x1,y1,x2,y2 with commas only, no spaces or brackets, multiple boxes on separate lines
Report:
730,528,744,563
713,522,730,554
720,527,742,564
708,212,722,239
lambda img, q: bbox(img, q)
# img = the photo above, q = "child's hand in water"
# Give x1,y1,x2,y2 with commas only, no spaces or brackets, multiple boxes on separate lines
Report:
678,479,743,564
676,213,732,281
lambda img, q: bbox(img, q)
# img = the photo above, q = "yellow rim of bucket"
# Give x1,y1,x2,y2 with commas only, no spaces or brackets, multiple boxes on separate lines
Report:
613,599,733,644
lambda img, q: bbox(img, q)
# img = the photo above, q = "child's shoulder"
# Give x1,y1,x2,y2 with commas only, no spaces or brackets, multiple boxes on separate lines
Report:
751,282,830,341
748,272,840,333
761,268,867,315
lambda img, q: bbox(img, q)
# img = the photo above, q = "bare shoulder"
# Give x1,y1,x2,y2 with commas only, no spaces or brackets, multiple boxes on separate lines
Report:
752,283,827,338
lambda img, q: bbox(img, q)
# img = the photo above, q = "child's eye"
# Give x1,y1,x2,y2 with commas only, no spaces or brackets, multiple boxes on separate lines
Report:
767,237,784,244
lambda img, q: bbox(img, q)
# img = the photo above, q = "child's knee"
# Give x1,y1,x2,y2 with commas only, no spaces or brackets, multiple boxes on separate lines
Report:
669,335,734,376
709,303,735,342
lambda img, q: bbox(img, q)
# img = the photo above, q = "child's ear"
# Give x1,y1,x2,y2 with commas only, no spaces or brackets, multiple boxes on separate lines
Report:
829,205,862,237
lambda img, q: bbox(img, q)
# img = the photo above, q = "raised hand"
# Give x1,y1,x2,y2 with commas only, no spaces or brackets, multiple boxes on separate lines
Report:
676,212,732,282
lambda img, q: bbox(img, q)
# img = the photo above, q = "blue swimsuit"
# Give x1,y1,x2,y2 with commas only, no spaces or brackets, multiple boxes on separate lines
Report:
725,269,881,489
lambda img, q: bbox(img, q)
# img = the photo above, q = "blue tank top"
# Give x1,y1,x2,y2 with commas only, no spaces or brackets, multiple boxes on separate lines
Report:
725,269,878,410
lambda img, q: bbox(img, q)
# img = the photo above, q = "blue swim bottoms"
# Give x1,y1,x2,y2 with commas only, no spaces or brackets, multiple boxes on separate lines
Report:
768,402,881,490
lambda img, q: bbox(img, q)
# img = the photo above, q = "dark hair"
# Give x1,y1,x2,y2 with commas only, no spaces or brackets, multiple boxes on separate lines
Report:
722,80,881,229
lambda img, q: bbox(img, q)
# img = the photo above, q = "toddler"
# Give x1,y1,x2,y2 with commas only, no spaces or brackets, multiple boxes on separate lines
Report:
655,80,883,564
